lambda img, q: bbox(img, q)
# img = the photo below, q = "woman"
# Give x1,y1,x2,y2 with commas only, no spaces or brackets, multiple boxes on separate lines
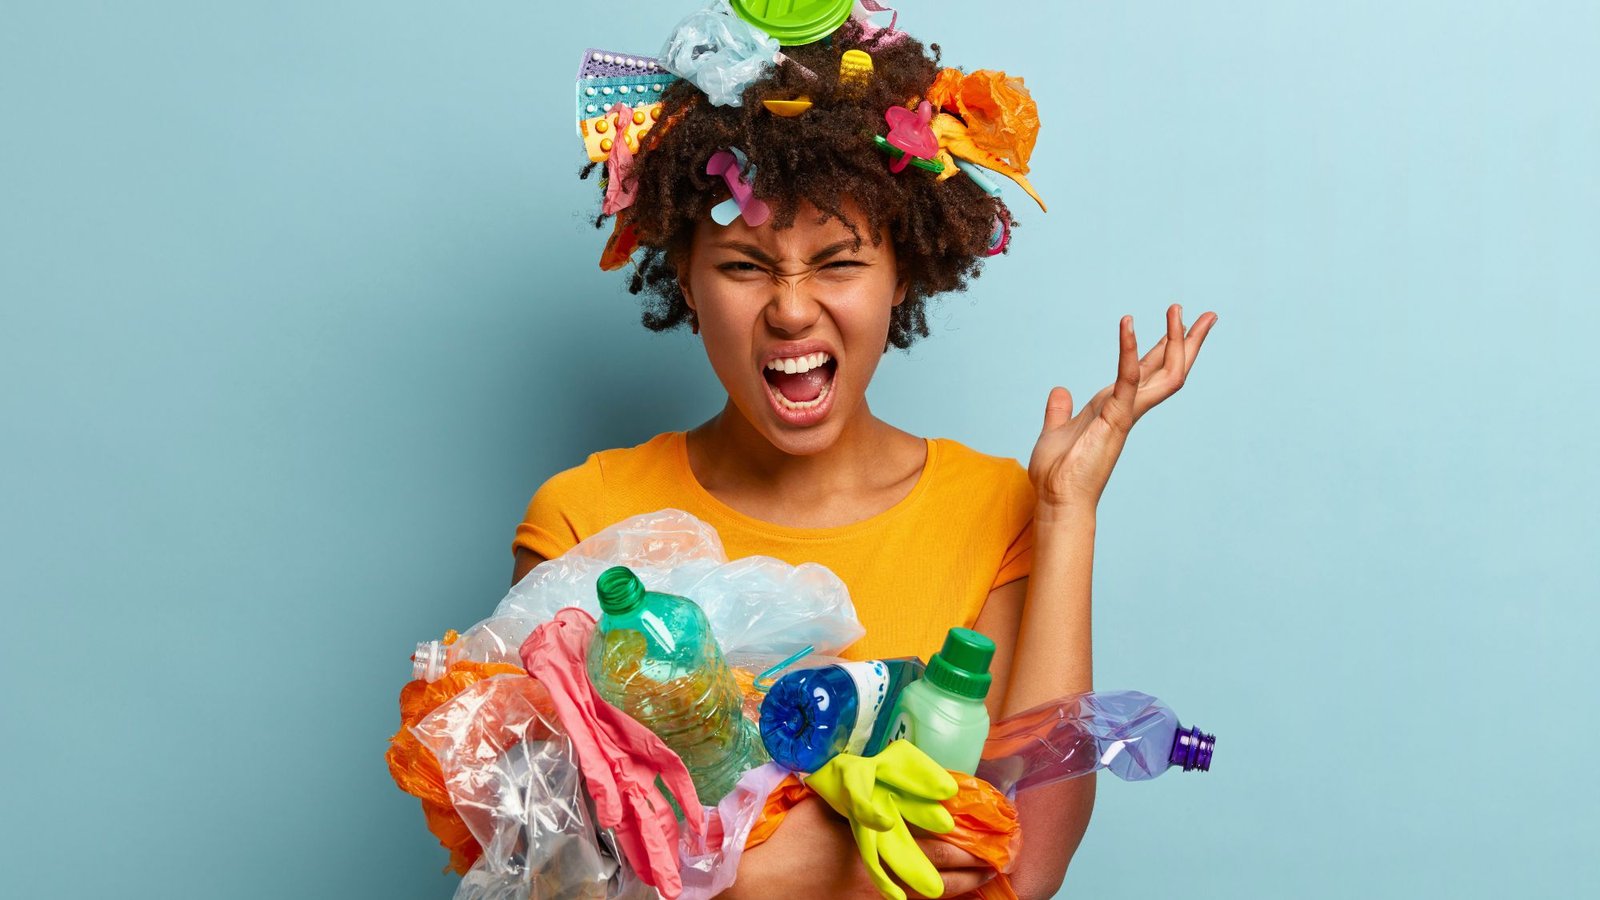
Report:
515,14,1217,898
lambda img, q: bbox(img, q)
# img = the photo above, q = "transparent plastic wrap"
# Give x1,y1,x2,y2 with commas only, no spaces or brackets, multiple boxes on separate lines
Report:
677,763,794,900
657,0,780,106
411,674,617,900
478,510,862,666
975,690,1216,795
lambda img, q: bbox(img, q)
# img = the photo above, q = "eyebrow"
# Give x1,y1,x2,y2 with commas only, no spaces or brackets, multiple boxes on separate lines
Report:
713,240,860,266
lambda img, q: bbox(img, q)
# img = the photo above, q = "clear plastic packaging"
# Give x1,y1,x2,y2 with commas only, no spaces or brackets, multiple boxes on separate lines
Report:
677,763,794,900
410,674,619,899
658,0,780,107
492,509,864,661
976,690,1216,795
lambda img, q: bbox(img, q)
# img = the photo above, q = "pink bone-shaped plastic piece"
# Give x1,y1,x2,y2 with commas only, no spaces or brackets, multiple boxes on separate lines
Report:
706,149,771,227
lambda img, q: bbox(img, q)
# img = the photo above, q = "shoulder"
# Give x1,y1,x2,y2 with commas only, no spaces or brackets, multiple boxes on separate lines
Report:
531,431,679,502
930,437,1033,490
925,436,1037,519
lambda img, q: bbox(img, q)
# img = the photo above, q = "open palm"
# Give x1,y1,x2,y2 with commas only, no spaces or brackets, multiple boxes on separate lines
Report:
1029,304,1219,512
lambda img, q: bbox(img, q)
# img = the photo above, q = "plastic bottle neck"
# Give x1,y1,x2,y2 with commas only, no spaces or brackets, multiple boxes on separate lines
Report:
1167,725,1215,772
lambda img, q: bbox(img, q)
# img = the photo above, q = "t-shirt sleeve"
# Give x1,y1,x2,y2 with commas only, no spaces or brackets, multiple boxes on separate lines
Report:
991,461,1037,590
511,454,606,560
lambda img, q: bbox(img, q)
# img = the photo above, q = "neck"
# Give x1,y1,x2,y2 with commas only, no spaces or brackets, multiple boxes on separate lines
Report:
691,398,896,504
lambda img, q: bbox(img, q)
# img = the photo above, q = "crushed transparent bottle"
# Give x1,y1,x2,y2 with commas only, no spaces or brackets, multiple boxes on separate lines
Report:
976,690,1215,794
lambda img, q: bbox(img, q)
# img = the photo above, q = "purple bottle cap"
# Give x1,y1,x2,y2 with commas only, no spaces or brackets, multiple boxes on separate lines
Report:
1167,725,1215,772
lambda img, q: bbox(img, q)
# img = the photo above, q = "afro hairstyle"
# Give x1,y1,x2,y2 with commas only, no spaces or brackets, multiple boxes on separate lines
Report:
585,18,1015,350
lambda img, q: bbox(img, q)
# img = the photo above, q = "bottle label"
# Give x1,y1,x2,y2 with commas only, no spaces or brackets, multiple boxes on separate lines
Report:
884,706,912,746
840,661,890,755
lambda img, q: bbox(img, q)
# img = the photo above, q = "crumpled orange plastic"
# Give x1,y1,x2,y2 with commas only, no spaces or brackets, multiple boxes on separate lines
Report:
924,67,1046,212
930,113,1047,213
745,772,1022,899
386,657,527,874
925,68,1040,175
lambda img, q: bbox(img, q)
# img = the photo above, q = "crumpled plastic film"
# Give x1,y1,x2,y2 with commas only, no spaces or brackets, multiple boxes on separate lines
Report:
495,509,863,658
410,674,617,900
387,659,528,874
658,0,780,107
677,763,795,900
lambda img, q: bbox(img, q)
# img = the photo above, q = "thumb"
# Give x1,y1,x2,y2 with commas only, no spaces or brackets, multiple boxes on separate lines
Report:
1042,386,1074,433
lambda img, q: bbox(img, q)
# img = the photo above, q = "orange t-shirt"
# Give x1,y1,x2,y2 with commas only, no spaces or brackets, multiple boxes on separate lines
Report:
512,431,1035,662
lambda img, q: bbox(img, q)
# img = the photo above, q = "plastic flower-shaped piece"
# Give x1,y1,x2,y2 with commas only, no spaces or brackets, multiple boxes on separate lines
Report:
884,100,939,173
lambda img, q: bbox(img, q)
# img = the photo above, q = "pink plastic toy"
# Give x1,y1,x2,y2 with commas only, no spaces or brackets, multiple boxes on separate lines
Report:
884,100,939,173
706,148,771,227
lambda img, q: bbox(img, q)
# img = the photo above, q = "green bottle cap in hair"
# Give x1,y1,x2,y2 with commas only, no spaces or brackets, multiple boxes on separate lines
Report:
729,0,855,47
596,565,646,615
924,627,995,700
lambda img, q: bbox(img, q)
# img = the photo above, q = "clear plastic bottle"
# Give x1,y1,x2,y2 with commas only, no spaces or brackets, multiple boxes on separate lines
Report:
585,565,767,804
758,658,924,771
975,690,1216,794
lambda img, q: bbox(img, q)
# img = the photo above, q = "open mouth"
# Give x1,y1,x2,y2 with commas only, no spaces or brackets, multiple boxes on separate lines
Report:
762,354,838,413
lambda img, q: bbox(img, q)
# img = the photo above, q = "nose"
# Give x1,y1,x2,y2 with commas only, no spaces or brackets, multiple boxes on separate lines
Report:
763,269,823,335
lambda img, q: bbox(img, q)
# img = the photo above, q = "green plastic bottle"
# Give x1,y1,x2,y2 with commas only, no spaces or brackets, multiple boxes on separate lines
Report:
585,565,767,804
882,628,995,774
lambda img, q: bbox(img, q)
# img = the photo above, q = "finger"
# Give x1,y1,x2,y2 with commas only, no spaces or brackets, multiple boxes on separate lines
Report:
894,792,955,834
852,822,909,900
1103,315,1139,429
929,867,997,899
1180,311,1219,377
1137,335,1168,381
915,837,987,870
1161,304,1188,387
1041,386,1074,433
877,818,946,900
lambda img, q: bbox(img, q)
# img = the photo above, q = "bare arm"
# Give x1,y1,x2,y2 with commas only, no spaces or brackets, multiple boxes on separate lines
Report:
972,511,1099,900
512,548,544,586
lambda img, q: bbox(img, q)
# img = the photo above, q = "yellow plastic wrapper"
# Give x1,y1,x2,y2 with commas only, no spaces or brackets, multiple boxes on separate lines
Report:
385,656,527,874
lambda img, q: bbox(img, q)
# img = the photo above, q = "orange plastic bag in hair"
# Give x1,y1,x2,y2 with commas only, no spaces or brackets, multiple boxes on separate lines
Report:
744,772,1022,899
386,647,526,874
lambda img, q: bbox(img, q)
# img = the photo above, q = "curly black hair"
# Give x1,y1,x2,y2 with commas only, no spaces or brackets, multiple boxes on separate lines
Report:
585,18,1014,350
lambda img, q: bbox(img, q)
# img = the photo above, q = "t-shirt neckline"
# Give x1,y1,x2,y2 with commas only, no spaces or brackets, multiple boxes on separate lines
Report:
671,430,939,541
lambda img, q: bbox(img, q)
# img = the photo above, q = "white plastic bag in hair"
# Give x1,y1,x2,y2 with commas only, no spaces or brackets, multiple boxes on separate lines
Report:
462,509,862,668
411,675,615,900
658,0,780,106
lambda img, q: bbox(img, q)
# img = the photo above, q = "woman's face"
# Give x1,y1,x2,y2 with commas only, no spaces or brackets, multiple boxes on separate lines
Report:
681,200,908,456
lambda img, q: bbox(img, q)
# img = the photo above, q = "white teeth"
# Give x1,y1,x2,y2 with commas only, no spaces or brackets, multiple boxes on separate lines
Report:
765,351,833,374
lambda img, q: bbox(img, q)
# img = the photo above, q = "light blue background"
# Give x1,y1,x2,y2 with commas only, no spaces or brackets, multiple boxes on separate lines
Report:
3,1,1596,897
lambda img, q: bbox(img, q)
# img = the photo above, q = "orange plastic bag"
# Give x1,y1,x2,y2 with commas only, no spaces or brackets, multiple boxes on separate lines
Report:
745,772,1022,899
386,653,526,874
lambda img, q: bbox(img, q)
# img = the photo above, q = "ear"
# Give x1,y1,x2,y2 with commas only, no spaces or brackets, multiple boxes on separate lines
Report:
891,274,910,308
674,247,697,313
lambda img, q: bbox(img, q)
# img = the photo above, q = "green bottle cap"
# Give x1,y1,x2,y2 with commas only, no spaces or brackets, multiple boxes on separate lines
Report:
729,0,855,47
924,627,995,700
596,565,646,615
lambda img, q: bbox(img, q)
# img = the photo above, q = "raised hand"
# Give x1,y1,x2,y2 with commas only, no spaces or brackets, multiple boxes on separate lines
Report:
1028,304,1218,514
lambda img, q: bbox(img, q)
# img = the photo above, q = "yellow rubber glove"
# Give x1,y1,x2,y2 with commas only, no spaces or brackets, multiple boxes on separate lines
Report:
805,741,960,900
